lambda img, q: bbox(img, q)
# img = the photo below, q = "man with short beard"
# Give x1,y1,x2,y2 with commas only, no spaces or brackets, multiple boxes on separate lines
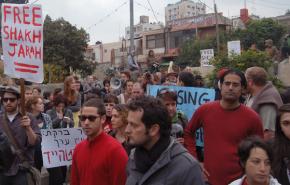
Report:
125,96,204,185
0,86,41,185
184,69,264,185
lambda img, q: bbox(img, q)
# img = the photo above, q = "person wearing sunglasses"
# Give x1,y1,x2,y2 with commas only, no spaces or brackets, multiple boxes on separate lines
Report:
71,98,128,185
0,86,41,185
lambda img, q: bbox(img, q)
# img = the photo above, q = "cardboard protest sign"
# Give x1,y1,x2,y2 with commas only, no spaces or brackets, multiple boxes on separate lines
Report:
41,128,86,168
200,49,214,67
1,3,43,83
147,85,215,147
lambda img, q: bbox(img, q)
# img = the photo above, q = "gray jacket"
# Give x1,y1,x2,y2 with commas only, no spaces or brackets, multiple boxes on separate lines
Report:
126,138,205,185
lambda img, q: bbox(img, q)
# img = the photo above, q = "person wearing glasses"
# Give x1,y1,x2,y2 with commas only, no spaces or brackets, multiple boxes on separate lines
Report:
71,98,128,185
0,86,41,185
184,69,264,185
125,96,204,185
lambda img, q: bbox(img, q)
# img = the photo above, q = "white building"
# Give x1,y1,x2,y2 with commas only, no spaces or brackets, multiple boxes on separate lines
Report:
125,15,163,39
165,0,206,23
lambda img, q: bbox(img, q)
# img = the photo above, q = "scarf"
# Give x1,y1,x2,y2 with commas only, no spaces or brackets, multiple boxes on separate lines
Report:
134,136,170,173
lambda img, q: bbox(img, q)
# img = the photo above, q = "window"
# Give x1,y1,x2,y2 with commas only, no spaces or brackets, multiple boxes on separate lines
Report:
146,34,164,49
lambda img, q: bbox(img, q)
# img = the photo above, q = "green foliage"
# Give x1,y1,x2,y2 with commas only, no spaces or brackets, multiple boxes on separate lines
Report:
176,37,216,68
210,50,285,90
75,60,97,78
44,64,65,83
43,15,90,76
211,50,272,72
233,18,286,50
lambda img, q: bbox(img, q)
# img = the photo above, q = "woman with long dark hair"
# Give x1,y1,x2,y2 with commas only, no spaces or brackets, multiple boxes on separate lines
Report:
272,104,290,185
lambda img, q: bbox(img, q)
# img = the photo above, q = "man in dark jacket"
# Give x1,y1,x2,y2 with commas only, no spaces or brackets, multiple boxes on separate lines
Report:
0,86,41,185
125,96,204,185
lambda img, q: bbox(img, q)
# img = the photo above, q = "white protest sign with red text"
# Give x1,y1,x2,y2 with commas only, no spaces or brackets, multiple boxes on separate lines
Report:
1,3,43,83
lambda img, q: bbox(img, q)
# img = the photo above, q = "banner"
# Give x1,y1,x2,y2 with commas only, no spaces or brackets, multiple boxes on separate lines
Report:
200,49,214,67
1,3,44,83
41,128,86,168
147,85,215,146
227,40,241,56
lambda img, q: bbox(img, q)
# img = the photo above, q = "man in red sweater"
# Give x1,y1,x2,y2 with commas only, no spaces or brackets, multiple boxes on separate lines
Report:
184,69,264,185
71,98,128,185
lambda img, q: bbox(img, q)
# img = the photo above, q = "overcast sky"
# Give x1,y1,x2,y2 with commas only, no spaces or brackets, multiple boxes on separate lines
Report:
34,0,289,44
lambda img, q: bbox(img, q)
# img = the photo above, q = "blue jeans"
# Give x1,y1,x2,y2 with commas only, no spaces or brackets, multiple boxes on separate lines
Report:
0,170,28,185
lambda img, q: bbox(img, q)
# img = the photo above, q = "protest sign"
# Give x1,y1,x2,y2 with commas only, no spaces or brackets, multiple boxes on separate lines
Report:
227,40,241,56
41,128,86,168
200,49,214,67
1,3,43,83
147,85,215,146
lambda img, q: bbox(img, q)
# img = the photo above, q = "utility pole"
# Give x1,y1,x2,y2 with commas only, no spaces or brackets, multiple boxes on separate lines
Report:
214,0,220,54
129,0,134,55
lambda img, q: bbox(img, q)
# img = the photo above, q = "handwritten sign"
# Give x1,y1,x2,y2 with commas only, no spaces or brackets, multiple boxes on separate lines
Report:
41,128,86,168
147,85,215,146
1,3,44,83
200,49,214,67
227,40,241,56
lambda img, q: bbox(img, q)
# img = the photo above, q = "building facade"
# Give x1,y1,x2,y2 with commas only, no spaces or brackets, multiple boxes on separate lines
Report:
273,13,290,34
165,0,206,23
125,16,163,39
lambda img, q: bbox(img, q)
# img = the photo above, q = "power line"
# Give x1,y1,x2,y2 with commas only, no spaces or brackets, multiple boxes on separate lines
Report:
30,0,40,4
86,1,128,30
198,0,214,11
134,1,163,17
146,0,159,23
247,0,286,11
255,0,290,7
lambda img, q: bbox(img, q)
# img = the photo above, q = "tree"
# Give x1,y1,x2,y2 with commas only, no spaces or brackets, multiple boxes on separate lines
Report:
176,36,216,68
43,15,94,79
233,18,286,50
209,50,284,90
211,50,271,72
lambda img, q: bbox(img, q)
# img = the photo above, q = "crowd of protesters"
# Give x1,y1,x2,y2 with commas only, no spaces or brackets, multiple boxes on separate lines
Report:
0,48,290,185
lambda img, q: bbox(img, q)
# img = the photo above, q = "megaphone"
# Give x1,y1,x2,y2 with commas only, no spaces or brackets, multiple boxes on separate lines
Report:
110,77,122,90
